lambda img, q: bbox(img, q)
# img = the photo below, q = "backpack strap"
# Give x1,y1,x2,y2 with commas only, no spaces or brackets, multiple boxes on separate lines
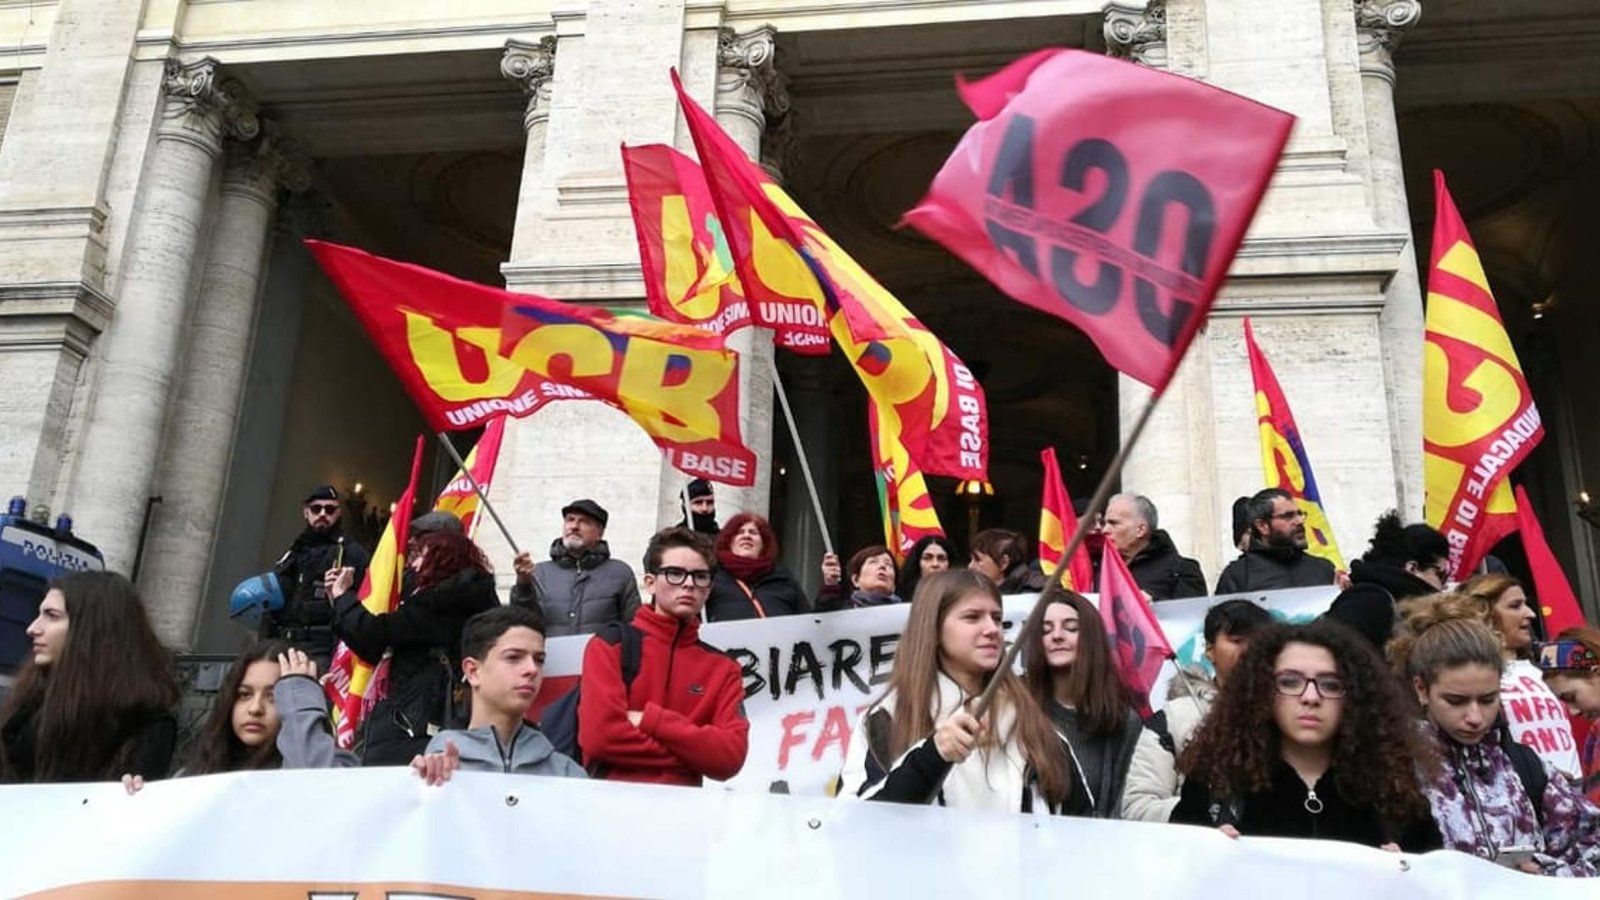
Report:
619,622,644,689
1146,710,1175,755
1501,730,1548,827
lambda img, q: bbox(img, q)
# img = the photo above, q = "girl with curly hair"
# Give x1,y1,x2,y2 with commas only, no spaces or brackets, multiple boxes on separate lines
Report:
1022,590,1143,817
1461,573,1582,779
1172,620,1439,850
1388,595,1600,876
837,570,1089,814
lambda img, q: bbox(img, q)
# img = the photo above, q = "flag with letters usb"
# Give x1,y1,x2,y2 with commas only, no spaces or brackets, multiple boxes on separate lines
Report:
869,400,945,562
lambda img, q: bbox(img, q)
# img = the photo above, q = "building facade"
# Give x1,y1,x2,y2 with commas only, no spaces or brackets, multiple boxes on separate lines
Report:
0,0,1595,651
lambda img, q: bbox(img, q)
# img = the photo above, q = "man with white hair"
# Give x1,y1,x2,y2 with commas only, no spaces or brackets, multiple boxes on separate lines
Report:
1101,493,1207,601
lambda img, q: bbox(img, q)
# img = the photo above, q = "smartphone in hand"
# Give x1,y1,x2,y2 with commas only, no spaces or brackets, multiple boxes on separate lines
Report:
1493,846,1539,870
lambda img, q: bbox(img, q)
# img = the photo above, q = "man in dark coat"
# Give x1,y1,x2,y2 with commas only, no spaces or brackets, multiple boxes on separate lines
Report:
674,478,721,537
1102,493,1207,601
1215,488,1336,595
510,499,641,637
267,485,371,666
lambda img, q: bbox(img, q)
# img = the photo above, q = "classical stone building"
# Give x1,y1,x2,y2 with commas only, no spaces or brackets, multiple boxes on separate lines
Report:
0,0,1595,651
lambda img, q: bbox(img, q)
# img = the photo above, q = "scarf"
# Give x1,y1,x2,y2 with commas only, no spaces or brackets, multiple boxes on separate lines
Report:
717,548,773,583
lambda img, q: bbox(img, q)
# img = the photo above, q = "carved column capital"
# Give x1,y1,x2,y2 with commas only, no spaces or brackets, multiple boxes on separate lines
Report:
1355,0,1421,83
1103,1,1168,68
222,124,313,207
501,36,558,132
716,26,792,175
160,57,259,156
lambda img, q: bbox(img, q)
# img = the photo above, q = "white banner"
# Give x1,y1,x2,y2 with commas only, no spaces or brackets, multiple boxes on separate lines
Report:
541,586,1340,794
0,769,1580,899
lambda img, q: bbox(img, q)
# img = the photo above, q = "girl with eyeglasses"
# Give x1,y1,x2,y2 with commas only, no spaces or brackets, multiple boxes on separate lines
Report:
1387,594,1600,876
1461,574,1583,781
1172,620,1440,850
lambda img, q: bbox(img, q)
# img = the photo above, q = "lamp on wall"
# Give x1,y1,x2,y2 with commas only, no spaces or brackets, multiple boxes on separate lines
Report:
1577,491,1600,529
956,479,994,539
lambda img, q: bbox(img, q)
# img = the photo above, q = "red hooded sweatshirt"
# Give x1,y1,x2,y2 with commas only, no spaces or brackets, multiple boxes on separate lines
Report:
576,604,749,786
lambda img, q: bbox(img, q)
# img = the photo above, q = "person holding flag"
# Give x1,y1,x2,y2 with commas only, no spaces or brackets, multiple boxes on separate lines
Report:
1022,590,1143,818
324,528,499,765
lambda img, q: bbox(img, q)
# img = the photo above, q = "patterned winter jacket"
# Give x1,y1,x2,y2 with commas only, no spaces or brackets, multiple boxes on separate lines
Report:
1418,723,1600,878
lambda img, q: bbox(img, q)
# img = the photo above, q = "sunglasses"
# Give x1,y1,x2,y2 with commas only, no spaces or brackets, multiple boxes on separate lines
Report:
653,566,713,588
306,503,339,515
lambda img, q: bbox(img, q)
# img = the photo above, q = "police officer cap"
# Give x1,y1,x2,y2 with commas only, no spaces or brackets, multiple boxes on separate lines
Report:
304,485,339,504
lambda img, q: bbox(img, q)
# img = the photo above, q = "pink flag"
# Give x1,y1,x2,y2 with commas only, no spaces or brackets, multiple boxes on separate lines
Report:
1098,541,1174,716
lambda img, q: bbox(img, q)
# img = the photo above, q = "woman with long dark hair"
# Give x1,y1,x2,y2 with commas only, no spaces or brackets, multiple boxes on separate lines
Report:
1172,620,1439,850
1023,590,1143,817
968,529,1045,595
1462,573,1582,780
183,642,356,775
897,535,957,603
704,513,808,620
1388,595,1600,877
0,572,180,783
326,529,499,765
837,570,1088,815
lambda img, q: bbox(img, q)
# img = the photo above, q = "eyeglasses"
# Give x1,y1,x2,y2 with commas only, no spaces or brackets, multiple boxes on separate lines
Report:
1270,509,1308,522
307,503,339,515
1273,670,1346,699
654,566,713,588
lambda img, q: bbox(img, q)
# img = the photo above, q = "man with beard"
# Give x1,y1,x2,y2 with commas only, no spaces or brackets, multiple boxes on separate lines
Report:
510,499,641,637
675,478,720,537
267,485,371,667
1214,487,1336,594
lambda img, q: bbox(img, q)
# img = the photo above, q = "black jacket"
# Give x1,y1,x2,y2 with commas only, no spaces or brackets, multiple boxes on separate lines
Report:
999,561,1048,595
1124,530,1208,601
333,568,499,764
1171,760,1441,851
269,526,371,656
1214,546,1335,595
1,695,176,783
705,565,809,621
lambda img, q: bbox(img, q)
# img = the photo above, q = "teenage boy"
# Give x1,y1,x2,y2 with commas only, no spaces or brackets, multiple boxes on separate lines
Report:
577,526,749,785
411,605,586,784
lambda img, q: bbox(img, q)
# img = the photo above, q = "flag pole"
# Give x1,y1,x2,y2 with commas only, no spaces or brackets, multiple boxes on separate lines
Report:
433,431,520,557
767,354,835,557
918,390,1164,803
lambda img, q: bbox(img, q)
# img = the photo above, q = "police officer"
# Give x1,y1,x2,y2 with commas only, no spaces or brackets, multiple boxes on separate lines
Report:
266,486,371,667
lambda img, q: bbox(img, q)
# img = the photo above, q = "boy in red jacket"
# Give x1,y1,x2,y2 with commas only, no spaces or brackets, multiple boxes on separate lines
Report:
577,527,749,785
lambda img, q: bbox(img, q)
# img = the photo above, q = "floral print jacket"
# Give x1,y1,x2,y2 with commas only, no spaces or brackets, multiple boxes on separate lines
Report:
1419,724,1600,878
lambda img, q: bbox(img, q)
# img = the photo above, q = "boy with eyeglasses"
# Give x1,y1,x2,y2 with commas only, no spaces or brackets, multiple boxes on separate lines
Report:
576,526,750,785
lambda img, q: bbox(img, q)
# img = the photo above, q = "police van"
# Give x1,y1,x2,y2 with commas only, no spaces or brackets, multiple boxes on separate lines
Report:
0,497,104,690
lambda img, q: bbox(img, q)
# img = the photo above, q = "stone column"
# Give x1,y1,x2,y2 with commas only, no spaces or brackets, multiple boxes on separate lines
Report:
139,128,310,647
1103,0,1169,68
657,25,784,525
502,37,557,262
1356,0,1425,517
67,58,258,573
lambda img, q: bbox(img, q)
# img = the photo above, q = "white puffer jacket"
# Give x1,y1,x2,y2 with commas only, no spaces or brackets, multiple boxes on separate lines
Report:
1120,668,1215,822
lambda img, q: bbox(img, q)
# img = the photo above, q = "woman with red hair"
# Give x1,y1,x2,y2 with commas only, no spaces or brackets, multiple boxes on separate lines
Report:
325,528,499,764
705,513,809,620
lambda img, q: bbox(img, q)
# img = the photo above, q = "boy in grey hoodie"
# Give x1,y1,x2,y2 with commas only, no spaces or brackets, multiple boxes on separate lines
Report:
411,604,586,783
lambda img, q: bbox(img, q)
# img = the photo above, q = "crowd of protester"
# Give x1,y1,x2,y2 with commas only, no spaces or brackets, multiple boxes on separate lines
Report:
2,478,1598,879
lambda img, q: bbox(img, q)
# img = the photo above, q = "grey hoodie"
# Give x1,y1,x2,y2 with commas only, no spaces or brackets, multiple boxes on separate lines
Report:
274,674,361,769
424,722,587,777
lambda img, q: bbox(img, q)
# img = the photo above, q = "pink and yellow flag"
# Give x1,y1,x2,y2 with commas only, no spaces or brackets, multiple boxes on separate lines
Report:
1423,171,1542,578
323,435,424,749
430,416,507,538
869,400,944,562
1039,447,1094,591
670,71,989,483
1244,318,1345,570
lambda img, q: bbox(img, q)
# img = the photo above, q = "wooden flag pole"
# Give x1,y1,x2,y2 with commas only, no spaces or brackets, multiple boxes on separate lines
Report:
767,354,836,557
434,431,520,557
918,389,1164,803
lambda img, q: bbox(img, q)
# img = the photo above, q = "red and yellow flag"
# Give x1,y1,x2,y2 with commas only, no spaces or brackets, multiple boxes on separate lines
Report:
324,435,424,749
1244,319,1345,570
1038,447,1094,591
622,143,830,354
670,71,989,483
1423,171,1542,578
869,400,945,562
430,416,507,538
307,240,757,486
